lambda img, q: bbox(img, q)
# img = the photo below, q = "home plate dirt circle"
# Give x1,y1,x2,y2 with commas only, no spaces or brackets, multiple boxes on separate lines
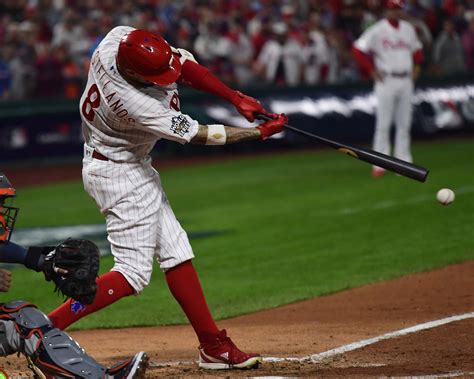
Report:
2,260,473,377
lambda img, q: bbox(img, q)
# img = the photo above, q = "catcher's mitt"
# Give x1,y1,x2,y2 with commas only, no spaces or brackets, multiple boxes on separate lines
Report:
43,239,100,305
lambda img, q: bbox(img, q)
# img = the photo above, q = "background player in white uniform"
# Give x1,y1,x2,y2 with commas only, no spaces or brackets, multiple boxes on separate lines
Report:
352,0,424,177
46,26,287,370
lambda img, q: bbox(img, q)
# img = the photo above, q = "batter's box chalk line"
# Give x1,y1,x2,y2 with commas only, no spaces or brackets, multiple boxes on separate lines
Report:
149,311,474,372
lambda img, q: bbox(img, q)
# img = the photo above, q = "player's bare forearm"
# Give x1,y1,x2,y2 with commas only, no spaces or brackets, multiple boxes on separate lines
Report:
190,125,260,145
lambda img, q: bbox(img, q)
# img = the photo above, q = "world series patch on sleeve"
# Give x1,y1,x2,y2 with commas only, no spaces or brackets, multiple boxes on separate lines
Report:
171,115,191,137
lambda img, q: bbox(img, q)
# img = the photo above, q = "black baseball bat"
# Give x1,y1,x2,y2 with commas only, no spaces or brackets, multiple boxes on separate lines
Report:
256,113,429,183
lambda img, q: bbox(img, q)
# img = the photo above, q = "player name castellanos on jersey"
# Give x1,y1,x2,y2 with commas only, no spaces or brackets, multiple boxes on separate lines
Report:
89,50,136,124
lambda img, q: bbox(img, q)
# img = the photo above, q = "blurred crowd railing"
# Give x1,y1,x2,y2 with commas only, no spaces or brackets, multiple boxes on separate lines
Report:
1,73,473,164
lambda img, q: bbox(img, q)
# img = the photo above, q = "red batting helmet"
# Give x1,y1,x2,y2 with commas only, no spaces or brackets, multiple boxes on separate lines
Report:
116,30,182,87
0,173,19,242
386,0,405,9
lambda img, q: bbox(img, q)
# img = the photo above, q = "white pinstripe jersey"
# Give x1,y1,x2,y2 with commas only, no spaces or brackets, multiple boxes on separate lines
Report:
354,19,421,73
80,26,199,162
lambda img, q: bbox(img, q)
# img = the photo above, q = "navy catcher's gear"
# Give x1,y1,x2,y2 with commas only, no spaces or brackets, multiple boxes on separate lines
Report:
0,300,107,378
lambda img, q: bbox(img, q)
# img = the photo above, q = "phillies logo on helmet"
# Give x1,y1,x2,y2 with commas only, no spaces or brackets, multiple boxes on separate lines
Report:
386,0,405,8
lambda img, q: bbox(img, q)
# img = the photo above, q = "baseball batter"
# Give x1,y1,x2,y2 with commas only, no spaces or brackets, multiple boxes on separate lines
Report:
46,26,287,370
352,0,423,176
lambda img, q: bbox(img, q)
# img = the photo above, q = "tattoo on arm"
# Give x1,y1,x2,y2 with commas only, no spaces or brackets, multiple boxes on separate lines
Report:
191,125,261,145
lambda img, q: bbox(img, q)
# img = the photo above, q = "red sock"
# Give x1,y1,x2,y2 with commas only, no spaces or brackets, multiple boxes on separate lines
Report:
48,271,134,330
165,260,219,342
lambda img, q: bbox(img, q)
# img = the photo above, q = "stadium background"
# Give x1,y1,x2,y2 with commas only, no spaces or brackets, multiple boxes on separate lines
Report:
1,0,474,377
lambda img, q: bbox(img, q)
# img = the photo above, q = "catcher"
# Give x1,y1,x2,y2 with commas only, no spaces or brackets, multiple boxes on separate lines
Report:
0,172,99,304
0,173,148,378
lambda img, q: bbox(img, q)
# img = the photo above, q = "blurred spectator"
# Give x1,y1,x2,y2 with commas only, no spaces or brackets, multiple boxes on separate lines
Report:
254,22,302,86
432,19,466,75
194,21,234,82
6,43,36,100
193,22,221,65
326,29,361,83
0,51,11,100
226,22,255,86
305,12,330,84
34,45,64,98
406,13,433,65
59,46,82,99
51,9,89,63
462,17,474,71
248,15,272,59
301,27,329,85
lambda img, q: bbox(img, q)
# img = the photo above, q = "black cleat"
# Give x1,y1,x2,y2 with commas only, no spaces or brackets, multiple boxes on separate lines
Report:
107,351,149,379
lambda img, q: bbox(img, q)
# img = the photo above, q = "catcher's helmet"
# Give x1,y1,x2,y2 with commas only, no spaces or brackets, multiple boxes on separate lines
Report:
0,173,19,242
116,30,182,87
386,0,405,9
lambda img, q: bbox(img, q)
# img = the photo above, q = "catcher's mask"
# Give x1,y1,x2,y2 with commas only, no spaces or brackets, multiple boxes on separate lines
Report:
0,173,19,242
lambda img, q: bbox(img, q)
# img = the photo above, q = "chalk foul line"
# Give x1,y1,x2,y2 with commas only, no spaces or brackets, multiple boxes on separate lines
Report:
149,311,474,374
263,311,474,363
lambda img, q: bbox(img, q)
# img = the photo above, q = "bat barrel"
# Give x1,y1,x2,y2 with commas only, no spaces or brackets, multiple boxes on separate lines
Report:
343,146,429,182
255,113,429,183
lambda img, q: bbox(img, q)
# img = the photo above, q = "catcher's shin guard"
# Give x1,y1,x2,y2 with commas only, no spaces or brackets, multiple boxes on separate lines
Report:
0,300,107,378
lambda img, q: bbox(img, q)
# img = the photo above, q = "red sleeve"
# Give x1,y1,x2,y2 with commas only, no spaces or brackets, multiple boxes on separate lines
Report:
413,49,424,65
320,64,329,82
179,59,236,103
351,46,375,76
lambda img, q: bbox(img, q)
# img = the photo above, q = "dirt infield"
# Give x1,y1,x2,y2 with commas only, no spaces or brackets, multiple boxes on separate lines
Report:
2,260,473,377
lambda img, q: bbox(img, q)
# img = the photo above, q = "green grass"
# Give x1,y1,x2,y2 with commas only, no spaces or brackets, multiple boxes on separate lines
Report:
5,140,474,330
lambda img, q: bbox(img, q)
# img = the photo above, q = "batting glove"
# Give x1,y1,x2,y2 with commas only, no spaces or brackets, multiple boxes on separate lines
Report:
231,91,276,122
256,113,288,140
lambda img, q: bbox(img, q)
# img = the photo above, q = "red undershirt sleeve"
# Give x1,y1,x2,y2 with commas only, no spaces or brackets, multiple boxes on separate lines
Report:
413,49,424,65
179,59,236,103
351,46,375,76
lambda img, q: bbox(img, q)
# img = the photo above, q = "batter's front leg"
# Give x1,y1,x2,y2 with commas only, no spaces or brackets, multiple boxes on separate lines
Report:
393,80,414,163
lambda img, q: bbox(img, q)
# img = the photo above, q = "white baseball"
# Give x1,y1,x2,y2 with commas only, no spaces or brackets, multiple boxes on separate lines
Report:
436,188,455,205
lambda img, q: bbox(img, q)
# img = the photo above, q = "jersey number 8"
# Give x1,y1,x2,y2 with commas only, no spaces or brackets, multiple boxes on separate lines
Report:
81,84,101,122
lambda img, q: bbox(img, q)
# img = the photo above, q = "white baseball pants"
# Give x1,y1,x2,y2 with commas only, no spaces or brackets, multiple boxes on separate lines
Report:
373,77,414,163
82,146,194,293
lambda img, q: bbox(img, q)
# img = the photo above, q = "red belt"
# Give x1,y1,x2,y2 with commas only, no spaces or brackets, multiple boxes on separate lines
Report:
92,150,109,161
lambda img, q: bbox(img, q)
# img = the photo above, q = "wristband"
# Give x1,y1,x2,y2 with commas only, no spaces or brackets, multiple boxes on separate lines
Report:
206,124,226,145
24,246,52,272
